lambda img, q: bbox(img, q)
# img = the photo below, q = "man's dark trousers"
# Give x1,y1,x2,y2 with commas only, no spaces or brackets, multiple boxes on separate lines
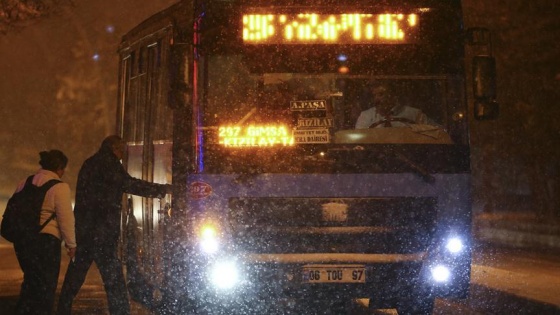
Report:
56,242,130,315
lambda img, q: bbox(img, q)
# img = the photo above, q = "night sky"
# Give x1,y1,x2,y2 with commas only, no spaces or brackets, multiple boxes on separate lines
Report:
0,0,176,200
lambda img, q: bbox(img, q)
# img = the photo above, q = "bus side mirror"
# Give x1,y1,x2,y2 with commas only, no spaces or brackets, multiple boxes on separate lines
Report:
473,55,496,99
474,99,499,120
473,55,499,120
466,27,492,46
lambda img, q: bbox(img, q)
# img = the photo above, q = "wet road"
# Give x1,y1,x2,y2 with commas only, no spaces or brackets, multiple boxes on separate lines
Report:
0,241,151,315
1,241,559,314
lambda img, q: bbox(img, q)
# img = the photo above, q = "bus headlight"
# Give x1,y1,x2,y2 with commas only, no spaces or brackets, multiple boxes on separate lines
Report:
200,224,220,254
209,260,240,290
431,264,451,283
445,237,464,254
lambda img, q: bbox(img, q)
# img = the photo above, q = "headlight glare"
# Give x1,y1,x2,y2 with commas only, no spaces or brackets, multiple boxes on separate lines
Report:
431,264,451,283
445,237,464,254
209,261,240,290
199,224,219,254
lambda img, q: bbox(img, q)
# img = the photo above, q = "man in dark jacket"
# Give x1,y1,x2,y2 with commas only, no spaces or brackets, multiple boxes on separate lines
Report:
56,135,171,315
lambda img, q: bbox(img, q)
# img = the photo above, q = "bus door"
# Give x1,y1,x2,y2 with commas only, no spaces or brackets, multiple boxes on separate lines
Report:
119,27,174,295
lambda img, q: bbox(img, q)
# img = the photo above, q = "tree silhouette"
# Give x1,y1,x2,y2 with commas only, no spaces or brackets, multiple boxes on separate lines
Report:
0,0,72,34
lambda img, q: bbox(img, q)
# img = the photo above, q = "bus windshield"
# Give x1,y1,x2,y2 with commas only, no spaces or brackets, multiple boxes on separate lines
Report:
197,1,468,174
201,57,457,148
197,56,469,175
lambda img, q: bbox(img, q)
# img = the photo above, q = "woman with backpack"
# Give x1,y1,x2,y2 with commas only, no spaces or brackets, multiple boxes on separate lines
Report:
12,150,77,315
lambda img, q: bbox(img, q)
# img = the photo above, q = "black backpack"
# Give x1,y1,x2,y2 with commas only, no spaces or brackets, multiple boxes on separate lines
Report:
1,176,61,243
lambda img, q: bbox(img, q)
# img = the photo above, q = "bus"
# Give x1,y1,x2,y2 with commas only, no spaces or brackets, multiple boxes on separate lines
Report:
117,0,498,314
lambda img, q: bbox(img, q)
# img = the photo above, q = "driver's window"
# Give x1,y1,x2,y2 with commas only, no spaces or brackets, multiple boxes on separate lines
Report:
350,80,444,129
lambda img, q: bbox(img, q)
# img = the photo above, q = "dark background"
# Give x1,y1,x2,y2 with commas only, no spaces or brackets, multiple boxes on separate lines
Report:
0,0,176,200
0,0,559,221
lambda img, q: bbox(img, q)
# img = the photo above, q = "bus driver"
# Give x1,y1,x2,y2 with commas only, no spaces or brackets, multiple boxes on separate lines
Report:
355,83,429,129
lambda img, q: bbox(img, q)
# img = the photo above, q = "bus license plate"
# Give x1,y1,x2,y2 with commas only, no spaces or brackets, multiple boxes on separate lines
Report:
302,265,366,283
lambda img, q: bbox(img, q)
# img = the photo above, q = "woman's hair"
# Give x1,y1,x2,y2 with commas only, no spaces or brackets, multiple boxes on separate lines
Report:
39,150,68,171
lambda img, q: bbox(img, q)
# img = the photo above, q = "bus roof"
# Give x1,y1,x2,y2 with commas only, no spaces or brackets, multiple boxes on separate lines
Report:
119,0,191,53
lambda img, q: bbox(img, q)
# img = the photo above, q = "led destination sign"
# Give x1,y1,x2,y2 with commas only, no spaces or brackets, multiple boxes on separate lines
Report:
218,125,295,147
243,13,419,44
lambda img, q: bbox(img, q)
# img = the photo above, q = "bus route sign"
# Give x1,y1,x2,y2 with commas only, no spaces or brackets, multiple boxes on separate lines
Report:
293,129,329,144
